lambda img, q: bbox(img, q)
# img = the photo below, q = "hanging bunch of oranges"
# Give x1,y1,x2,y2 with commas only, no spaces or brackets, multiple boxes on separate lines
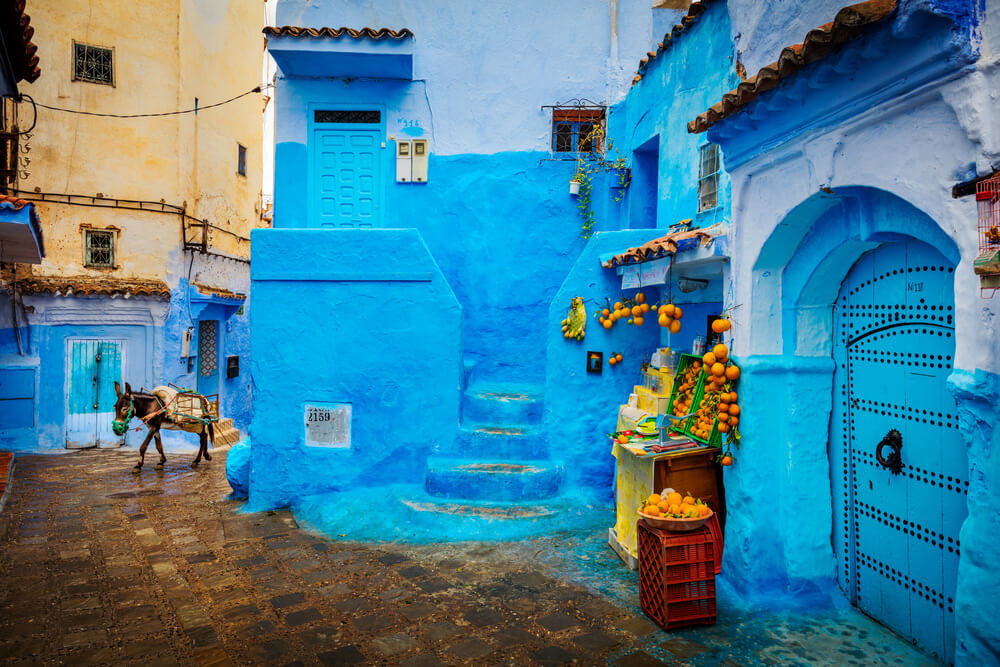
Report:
598,292,652,329
657,302,683,333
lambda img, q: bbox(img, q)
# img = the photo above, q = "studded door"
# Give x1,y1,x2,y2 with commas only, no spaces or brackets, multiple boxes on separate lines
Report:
831,239,965,663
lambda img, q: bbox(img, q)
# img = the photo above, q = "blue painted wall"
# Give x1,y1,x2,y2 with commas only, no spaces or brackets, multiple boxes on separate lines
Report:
248,228,462,509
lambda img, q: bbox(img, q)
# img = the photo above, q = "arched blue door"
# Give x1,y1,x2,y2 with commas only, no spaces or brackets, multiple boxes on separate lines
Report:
831,238,965,663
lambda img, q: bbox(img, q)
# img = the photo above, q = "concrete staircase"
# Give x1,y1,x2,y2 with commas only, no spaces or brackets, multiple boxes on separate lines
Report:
213,417,242,448
423,381,563,504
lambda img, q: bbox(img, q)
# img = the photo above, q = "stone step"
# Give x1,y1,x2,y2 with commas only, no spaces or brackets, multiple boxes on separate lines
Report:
462,383,544,426
424,456,563,502
213,418,241,448
435,424,548,460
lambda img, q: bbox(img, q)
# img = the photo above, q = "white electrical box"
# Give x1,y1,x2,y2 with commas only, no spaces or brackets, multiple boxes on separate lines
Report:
412,139,429,182
396,140,412,182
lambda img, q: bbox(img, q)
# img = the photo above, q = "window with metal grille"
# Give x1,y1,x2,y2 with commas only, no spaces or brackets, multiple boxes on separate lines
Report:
73,42,114,85
551,108,605,154
84,230,115,268
314,109,381,124
697,143,720,213
237,144,247,177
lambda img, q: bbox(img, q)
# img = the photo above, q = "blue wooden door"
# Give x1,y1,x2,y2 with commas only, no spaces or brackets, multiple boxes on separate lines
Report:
66,339,125,448
310,129,382,228
197,319,219,397
831,239,964,663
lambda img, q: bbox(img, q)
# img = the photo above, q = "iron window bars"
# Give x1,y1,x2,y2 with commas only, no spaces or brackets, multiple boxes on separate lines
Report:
698,143,720,213
73,42,114,85
84,229,114,268
543,100,607,157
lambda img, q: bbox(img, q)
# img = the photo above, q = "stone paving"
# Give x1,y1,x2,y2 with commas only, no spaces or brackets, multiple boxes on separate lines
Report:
0,449,940,666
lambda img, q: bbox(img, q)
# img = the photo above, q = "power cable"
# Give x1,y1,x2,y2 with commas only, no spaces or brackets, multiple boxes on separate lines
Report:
30,85,270,119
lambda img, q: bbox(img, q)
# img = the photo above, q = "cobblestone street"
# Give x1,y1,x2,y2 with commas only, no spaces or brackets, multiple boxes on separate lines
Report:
0,449,938,666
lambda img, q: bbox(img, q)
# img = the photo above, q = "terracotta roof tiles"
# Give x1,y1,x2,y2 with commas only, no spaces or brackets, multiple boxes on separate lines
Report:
8,275,171,299
632,0,720,86
2,0,40,83
263,26,413,40
688,0,897,133
603,226,716,268
194,283,246,301
0,194,30,210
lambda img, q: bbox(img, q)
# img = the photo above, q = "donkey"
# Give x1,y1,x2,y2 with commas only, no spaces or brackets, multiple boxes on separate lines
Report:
113,382,215,471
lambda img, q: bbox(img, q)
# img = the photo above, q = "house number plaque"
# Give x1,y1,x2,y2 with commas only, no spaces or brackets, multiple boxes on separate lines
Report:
304,403,352,448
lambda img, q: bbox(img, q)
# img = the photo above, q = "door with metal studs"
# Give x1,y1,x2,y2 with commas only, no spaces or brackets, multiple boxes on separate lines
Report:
831,238,966,663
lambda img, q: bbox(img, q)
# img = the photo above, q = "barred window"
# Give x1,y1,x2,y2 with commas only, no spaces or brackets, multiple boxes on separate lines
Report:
551,108,605,154
85,230,115,268
698,143,720,213
73,42,114,85
238,144,247,177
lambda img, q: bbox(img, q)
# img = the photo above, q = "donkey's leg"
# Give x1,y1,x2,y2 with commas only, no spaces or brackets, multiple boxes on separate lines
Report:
191,429,206,468
153,431,166,467
203,425,212,462
133,428,155,471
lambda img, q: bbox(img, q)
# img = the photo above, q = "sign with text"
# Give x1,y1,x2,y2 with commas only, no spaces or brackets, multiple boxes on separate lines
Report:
621,257,670,289
304,403,352,448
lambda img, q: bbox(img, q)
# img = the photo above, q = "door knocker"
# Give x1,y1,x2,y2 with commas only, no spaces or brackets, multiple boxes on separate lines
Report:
875,429,903,475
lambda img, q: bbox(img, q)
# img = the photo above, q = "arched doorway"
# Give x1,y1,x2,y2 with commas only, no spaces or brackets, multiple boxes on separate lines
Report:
830,238,964,663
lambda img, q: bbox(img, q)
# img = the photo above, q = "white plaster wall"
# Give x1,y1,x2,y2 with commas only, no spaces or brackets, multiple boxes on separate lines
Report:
727,79,998,375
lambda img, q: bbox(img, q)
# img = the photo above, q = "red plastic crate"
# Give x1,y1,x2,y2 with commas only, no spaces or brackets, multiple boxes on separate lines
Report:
637,520,716,629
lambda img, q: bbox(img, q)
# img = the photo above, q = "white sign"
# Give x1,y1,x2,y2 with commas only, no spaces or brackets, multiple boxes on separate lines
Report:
304,403,352,448
621,257,670,289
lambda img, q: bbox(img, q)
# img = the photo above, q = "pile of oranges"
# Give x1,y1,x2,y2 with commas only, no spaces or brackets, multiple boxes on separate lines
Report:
599,292,651,329
607,352,624,366
640,491,712,519
702,343,740,436
657,303,683,333
671,360,702,418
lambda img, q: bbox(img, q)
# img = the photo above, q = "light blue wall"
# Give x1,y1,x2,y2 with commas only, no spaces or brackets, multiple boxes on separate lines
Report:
248,228,462,509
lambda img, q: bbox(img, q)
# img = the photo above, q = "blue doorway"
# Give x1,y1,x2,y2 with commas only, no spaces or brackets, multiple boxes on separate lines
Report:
197,319,219,398
831,238,964,663
66,339,125,448
309,117,383,228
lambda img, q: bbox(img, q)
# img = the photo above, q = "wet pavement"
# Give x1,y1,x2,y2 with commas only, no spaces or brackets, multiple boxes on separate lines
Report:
0,449,939,666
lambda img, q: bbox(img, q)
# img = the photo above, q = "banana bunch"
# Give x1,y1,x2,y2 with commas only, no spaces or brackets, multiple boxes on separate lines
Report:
561,296,587,341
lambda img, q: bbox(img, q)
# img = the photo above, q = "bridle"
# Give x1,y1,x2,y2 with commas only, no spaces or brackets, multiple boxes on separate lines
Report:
112,396,135,436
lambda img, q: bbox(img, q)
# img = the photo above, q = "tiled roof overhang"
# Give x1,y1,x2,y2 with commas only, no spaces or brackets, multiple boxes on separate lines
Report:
688,0,897,133
0,0,39,84
263,26,413,40
632,0,721,86
9,276,171,299
603,226,717,268
0,194,43,263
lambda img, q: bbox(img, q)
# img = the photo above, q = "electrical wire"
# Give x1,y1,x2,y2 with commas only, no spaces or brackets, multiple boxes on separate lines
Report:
31,85,271,119
10,93,37,135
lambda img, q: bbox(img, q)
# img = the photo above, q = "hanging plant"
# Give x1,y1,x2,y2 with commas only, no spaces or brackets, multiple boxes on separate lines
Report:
569,125,631,238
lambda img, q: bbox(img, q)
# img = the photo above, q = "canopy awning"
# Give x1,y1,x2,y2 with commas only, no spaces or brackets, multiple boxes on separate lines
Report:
265,26,415,80
601,223,729,288
0,196,44,264
190,283,246,320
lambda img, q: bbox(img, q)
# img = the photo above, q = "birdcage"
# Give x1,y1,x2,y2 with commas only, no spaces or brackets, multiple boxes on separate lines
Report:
975,175,1000,297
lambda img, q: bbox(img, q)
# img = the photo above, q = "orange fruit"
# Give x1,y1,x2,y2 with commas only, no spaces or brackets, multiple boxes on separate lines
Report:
711,362,725,377
728,391,738,403
669,320,681,333
631,305,642,316
682,495,695,505
691,361,701,370
657,501,671,513
609,357,617,366
614,302,623,310
643,505,661,517
729,404,740,416
616,354,622,362
713,343,728,360
725,365,741,381
666,491,682,505
673,306,683,319
641,303,650,313
718,413,729,423
658,314,670,327
636,292,646,304
719,402,730,413
729,416,739,426
699,504,712,517
603,319,613,329
668,504,681,516
602,308,610,317
720,455,733,466
662,304,676,317
711,318,731,333
634,316,644,326
647,493,662,505
702,352,717,366
718,422,730,433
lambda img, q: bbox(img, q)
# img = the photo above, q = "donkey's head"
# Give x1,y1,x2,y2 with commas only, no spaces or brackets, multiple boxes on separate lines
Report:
112,381,135,435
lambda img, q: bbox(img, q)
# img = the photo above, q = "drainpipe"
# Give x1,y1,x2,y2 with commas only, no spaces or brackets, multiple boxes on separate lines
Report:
610,0,619,64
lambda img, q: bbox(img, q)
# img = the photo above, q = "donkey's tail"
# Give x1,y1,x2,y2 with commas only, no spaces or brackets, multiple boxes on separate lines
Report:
208,421,216,447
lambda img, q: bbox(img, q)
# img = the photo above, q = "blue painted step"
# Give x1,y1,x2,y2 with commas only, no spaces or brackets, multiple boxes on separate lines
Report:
462,383,543,426
434,424,549,460
424,456,563,502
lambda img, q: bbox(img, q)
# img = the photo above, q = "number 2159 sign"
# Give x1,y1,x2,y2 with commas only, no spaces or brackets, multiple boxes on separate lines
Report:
304,403,351,448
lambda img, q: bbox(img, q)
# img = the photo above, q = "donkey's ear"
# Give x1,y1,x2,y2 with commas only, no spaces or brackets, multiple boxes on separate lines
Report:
125,382,133,395
114,381,122,398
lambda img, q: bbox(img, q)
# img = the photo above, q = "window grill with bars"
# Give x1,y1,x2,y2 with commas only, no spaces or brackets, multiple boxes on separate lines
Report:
84,230,115,268
697,143,720,213
73,42,114,85
551,108,605,155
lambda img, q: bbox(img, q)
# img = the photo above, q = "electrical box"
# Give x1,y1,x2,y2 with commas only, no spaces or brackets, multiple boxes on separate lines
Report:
181,329,192,357
396,140,412,182
412,140,429,182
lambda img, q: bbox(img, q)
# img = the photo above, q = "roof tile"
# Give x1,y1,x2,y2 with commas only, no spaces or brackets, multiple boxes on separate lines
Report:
688,0,897,133
6,275,171,299
631,0,721,86
263,26,413,40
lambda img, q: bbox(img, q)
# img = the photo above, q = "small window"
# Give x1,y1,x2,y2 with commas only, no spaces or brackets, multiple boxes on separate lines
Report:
73,42,114,85
237,144,247,177
84,230,115,268
698,143,720,212
551,108,605,154
314,109,381,124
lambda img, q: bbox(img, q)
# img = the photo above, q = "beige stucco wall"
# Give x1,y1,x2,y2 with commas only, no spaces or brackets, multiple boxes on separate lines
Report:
19,0,263,282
